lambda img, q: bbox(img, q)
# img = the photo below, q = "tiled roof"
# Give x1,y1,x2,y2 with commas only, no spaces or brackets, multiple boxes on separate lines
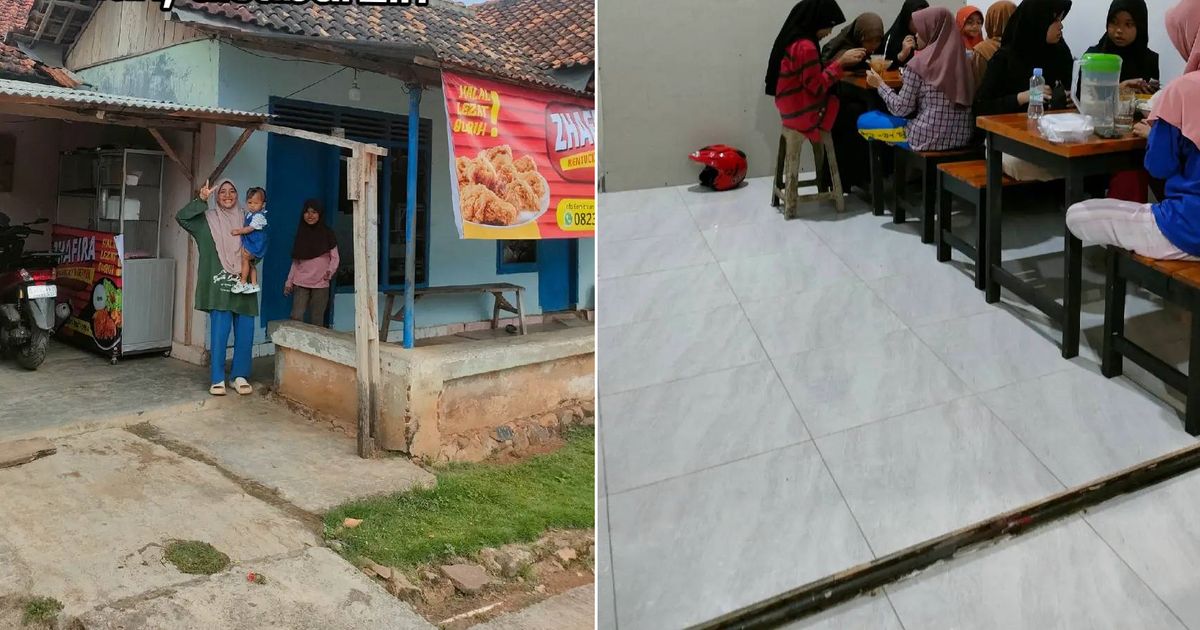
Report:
475,0,593,69
0,0,33,39
174,0,592,92
0,42,53,85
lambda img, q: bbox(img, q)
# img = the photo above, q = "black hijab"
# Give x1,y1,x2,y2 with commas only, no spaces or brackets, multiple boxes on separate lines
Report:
766,0,846,95
1001,0,1074,84
291,198,338,261
1086,0,1159,81
881,0,930,63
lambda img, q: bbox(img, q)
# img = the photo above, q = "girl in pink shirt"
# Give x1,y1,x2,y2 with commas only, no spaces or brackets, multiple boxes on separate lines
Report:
284,199,340,325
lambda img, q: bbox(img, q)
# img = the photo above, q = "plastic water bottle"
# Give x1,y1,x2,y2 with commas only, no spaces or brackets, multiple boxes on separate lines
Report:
1028,68,1045,120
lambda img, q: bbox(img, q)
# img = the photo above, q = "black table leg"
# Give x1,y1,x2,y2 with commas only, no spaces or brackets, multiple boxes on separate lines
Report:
1101,247,1125,378
984,136,1003,304
1062,173,1084,359
870,141,885,216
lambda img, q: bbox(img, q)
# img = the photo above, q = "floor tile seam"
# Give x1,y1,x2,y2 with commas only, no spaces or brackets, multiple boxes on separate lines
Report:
1078,515,1191,630
710,225,883,561
596,409,622,630
971,377,1084,492
598,257,715,282
600,435,816,498
597,354,765,398
807,390,978,442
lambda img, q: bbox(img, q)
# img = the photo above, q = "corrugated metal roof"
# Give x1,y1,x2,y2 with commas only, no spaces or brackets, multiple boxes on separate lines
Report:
0,78,267,122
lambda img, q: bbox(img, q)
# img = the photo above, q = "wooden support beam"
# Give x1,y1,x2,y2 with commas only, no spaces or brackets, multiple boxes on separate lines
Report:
0,103,198,130
350,150,381,458
204,127,255,185
54,7,75,44
260,123,388,156
147,128,193,183
33,0,56,41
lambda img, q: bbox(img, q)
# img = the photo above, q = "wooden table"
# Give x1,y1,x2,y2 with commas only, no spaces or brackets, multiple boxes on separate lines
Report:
977,113,1146,358
380,283,527,343
840,69,903,90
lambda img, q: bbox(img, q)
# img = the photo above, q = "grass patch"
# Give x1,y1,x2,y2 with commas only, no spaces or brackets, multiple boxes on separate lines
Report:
326,427,594,568
164,540,231,575
22,597,62,626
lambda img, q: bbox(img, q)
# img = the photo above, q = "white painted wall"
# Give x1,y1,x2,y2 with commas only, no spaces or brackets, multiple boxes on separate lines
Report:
973,0,1186,84
598,0,963,192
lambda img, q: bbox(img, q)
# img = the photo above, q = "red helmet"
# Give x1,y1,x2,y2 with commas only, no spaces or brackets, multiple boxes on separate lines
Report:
689,145,747,191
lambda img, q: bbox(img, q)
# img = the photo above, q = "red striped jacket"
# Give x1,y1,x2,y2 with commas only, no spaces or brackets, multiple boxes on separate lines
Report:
774,38,843,142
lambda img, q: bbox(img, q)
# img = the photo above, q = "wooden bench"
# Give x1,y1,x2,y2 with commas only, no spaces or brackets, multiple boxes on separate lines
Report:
1102,248,1200,435
380,283,527,343
935,160,1024,290
891,145,982,243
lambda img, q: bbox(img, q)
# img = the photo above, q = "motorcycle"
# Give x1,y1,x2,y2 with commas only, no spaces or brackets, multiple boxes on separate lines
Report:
0,213,61,370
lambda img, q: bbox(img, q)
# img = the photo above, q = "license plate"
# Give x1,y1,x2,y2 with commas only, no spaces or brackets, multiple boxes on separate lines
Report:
26,285,56,299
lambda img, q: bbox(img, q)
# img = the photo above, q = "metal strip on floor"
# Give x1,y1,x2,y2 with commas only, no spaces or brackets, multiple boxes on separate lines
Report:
688,439,1200,630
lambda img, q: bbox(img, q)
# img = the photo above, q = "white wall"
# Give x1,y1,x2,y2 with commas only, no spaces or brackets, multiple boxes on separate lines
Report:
973,0,1185,84
598,0,962,192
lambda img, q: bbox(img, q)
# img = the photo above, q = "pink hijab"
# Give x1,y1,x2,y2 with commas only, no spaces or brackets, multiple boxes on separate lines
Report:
906,6,975,107
1167,0,1200,73
1150,72,1200,148
204,178,245,276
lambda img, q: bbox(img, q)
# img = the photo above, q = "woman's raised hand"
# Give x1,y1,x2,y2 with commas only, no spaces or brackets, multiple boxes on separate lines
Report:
198,180,212,201
840,48,867,66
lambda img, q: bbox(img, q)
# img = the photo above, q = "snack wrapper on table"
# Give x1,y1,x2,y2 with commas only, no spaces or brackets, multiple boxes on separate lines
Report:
1038,113,1095,144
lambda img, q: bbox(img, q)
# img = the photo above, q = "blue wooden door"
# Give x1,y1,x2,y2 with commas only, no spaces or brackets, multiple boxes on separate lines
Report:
263,134,339,327
537,239,578,312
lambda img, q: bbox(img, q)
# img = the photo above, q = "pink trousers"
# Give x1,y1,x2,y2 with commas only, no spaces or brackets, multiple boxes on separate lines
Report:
1065,199,1199,261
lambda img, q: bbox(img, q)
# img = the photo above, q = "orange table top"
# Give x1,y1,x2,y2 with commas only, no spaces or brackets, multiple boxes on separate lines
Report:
976,112,1146,158
840,70,903,90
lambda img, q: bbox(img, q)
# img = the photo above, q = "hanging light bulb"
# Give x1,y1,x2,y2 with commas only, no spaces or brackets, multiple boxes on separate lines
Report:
348,69,362,102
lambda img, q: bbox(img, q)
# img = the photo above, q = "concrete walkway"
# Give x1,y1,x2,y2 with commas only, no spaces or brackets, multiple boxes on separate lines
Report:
80,548,433,629
470,584,595,630
0,344,438,627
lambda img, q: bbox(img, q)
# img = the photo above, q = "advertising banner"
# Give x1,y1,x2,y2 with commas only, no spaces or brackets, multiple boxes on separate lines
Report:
442,71,595,239
51,225,123,357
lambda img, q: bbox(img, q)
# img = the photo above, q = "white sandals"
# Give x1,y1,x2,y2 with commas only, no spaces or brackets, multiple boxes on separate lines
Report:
209,382,227,396
233,377,253,395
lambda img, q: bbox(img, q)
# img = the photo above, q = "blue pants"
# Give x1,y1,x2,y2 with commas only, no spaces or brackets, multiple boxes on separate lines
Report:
209,310,254,385
857,111,911,150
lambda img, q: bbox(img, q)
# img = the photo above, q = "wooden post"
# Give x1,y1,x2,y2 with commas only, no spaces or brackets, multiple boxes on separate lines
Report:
350,150,382,458
204,127,255,185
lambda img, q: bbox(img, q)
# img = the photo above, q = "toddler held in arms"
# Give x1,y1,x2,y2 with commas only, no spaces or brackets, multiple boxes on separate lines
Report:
230,187,268,294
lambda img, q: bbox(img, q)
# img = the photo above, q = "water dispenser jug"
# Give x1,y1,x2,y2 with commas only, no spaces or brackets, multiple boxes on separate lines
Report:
1071,53,1123,138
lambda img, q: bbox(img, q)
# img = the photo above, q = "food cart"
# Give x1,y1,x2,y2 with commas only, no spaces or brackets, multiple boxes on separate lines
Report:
52,148,174,363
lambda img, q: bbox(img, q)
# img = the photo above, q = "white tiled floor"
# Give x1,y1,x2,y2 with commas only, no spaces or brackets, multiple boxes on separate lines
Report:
597,178,1200,629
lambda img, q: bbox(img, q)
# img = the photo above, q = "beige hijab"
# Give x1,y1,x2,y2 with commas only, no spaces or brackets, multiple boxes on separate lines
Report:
204,178,245,276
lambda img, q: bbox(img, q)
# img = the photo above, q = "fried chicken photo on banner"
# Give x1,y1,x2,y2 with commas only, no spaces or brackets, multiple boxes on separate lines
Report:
456,144,548,226
461,183,519,226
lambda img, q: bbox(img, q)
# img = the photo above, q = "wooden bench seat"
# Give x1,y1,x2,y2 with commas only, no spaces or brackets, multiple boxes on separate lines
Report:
1103,247,1200,435
890,145,981,244
935,160,1025,290
380,283,527,343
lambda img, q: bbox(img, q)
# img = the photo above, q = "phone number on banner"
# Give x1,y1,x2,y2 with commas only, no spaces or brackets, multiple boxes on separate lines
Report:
556,199,596,232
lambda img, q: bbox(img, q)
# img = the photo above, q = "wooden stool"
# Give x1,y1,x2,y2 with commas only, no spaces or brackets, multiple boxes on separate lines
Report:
771,128,844,218
935,160,1026,290
1102,247,1200,435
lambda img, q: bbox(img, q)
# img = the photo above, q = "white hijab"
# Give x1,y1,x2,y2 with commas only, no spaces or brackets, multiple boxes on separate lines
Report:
204,178,245,276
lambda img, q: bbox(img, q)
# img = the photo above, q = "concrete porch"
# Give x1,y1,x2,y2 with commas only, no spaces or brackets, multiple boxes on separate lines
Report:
271,319,596,463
